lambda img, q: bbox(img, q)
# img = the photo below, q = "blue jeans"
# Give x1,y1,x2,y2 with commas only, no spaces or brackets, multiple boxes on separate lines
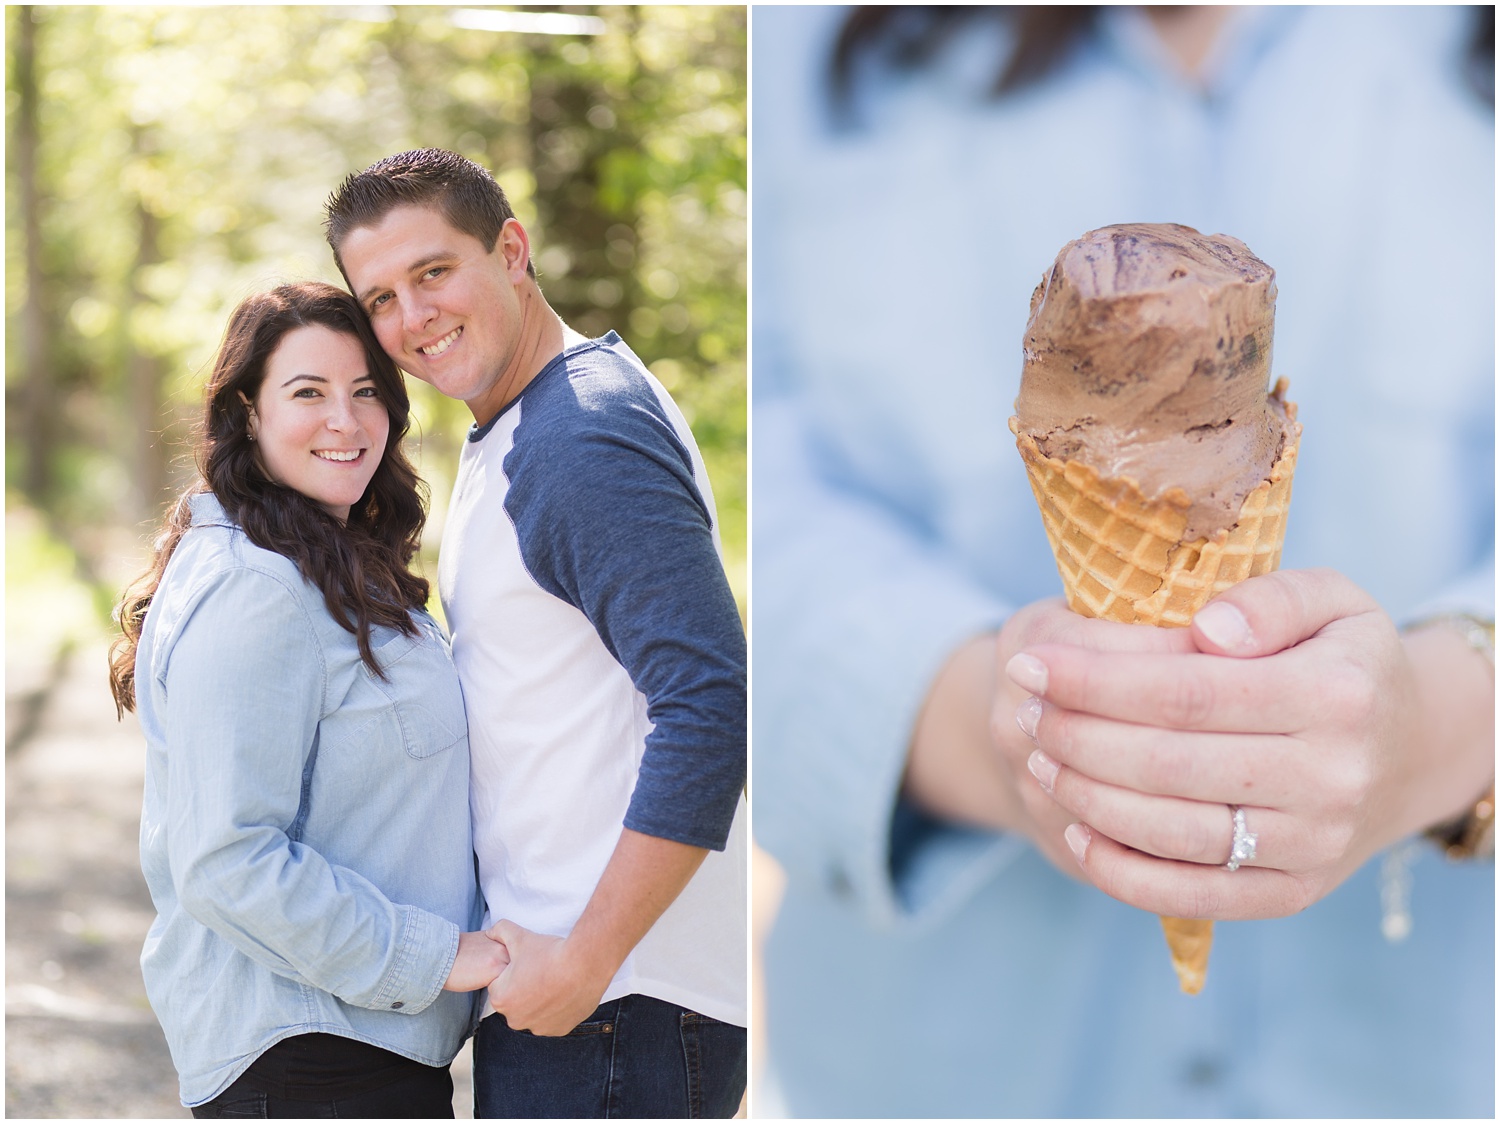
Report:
473,994,746,1118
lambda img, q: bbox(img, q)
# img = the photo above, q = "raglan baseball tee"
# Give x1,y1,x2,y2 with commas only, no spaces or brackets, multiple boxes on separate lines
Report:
438,331,747,1027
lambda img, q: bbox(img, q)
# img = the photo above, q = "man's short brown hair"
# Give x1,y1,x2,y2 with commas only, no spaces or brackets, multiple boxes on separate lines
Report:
324,149,536,281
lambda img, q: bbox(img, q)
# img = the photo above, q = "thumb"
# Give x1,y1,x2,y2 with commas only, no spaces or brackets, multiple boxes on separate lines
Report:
487,918,523,947
1191,567,1379,658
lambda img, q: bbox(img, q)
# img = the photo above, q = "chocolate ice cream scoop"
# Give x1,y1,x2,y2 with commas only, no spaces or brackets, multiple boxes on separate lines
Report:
1015,223,1291,541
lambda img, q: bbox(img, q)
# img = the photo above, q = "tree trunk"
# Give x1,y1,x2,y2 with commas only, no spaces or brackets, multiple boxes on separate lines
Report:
15,6,55,503
125,185,168,523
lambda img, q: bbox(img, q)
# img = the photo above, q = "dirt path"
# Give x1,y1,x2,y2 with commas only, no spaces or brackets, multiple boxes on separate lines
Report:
6,635,182,1117
5,635,476,1118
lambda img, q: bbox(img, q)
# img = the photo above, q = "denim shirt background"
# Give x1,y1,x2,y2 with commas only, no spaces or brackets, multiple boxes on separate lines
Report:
134,492,482,1107
753,5,1493,1117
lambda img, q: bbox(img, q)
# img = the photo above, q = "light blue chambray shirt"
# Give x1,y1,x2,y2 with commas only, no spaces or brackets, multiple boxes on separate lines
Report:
134,493,482,1107
753,6,1494,1117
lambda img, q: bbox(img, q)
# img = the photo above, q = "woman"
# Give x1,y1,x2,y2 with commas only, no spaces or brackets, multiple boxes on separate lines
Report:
754,5,1492,1118
109,282,505,1118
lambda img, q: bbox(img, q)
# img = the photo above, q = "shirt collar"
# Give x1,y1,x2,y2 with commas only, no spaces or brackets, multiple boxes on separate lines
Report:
466,331,623,443
188,491,234,528
1097,5,1303,102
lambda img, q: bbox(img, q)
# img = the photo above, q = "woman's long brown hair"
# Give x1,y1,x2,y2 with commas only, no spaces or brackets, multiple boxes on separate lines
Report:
829,6,1494,118
109,282,429,717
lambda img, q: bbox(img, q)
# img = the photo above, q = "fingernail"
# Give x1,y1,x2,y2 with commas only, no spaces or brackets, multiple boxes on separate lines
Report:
1015,696,1043,739
1064,823,1091,866
1006,653,1048,696
1194,601,1253,652
1027,749,1058,793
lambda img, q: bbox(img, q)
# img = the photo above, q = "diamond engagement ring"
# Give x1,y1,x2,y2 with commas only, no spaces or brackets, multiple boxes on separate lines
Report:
1225,805,1258,871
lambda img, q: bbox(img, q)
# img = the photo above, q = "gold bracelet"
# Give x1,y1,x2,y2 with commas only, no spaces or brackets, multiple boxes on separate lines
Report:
1404,613,1495,861
1427,785,1495,861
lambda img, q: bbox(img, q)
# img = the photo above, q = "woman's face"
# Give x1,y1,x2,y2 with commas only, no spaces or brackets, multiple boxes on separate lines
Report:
248,325,390,521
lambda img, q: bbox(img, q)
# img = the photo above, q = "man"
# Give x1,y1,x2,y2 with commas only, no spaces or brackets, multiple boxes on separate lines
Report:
324,149,747,1118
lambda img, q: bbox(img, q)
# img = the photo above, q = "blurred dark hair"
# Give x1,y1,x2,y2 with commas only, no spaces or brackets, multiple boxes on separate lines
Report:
323,148,536,282
830,6,1494,118
109,282,430,716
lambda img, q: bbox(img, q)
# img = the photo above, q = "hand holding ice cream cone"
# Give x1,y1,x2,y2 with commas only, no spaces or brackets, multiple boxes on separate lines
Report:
1004,567,1493,929
1001,227,1493,995
1009,222,1299,991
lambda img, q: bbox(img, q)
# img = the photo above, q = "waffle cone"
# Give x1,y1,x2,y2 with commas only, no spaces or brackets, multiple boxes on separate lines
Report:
1010,383,1300,993
1158,916,1214,994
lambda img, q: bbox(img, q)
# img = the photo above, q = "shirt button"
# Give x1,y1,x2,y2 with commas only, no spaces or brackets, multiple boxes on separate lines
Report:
391,1001,404,1009
827,868,853,899
1183,1056,1222,1087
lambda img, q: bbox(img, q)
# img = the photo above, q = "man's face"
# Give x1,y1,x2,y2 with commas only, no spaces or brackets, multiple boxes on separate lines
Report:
339,205,527,420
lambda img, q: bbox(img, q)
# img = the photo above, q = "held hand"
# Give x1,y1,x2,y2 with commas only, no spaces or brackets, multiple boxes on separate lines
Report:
978,598,1196,877
485,919,616,1037
443,929,511,992
1008,568,1494,920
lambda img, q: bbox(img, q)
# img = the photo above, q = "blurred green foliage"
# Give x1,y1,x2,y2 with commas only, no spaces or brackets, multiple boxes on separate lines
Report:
5,4,746,618
5,498,106,649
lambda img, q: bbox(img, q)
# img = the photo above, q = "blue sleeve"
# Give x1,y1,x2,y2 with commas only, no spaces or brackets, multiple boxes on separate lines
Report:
752,393,1028,928
747,7,1038,927
505,377,746,851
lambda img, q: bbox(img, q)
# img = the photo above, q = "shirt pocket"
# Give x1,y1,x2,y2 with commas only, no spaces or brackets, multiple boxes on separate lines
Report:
364,621,468,760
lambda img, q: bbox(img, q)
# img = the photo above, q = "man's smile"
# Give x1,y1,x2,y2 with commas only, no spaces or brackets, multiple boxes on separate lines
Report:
420,327,462,356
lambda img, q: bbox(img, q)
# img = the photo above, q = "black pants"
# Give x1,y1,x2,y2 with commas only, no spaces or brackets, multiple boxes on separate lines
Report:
190,1035,454,1119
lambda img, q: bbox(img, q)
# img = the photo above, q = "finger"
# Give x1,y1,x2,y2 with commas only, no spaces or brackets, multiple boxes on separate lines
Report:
1067,824,1317,920
1008,598,1199,657
488,919,521,946
1014,644,1315,732
1026,701,1308,805
1007,756,1097,883
1190,568,1382,658
1033,752,1292,868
